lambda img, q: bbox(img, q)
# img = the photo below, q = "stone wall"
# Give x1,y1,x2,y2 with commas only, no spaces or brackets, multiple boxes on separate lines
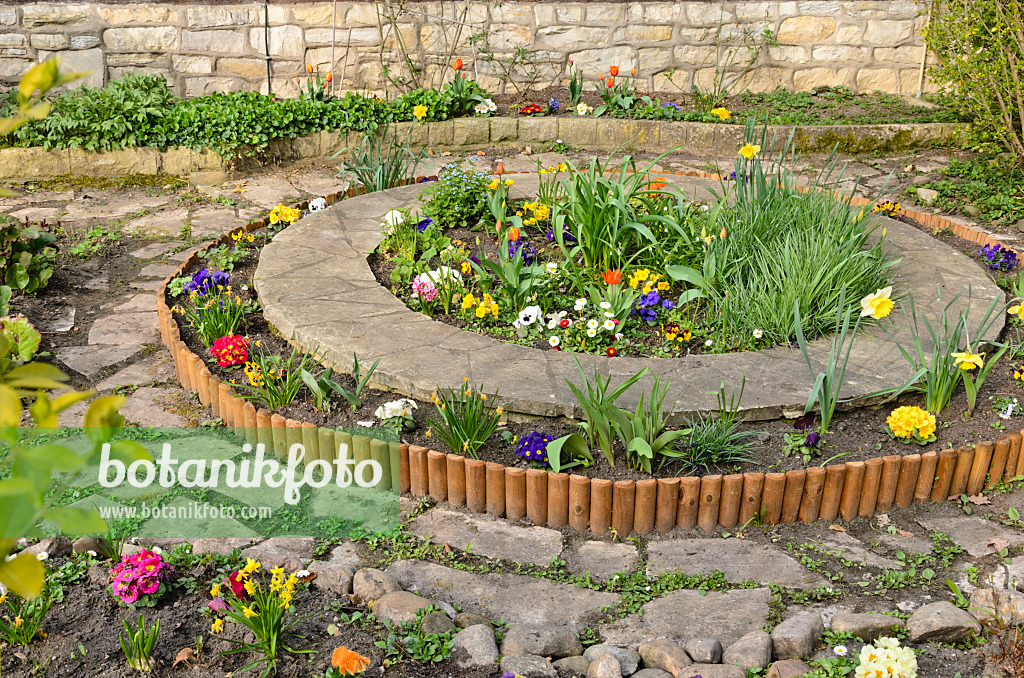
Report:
0,1,935,98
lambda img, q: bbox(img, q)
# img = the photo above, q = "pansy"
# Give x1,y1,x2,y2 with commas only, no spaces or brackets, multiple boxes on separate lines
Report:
383,209,405,229
518,306,542,326
308,197,327,212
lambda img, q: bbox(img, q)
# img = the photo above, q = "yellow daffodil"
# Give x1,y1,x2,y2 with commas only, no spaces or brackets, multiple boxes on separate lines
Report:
860,287,894,319
953,351,984,370
211,618,224,634
242,604,257,619
244,579,257,596
413,105,428,120
711,107,731,120
210,584,221,598
243,557,261,574
739,144,761,159
1009,303,1024,321
14,616,23,627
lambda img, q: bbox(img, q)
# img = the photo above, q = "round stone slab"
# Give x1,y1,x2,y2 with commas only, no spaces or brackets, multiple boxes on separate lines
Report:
254,174,1003,421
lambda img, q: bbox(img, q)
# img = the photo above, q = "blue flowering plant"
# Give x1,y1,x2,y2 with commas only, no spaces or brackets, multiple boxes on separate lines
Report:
419,163,491,229
515,431,554,466
170,270,257,347
978,243,1017,271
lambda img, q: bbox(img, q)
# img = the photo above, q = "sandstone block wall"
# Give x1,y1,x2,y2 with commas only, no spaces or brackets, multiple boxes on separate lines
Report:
0,1,935,98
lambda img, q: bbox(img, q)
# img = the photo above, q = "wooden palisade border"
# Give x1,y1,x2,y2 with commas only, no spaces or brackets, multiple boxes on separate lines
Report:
157,170,1024,536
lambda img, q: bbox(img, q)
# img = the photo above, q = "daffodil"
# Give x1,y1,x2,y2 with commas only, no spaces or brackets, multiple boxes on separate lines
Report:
242,604,257,618
211,618,224,633
860,286,893,319
413,104,428,120
210,583,221,598
739,144,761,159
1009,302,1024,321
953,350,984,370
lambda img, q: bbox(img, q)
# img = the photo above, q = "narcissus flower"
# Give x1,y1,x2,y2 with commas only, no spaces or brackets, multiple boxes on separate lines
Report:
739,144,761,159
953,350,984,370
413,104,428,120
860,286,893,319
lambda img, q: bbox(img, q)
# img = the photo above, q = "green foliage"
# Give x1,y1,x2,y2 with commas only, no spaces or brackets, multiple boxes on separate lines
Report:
0,587,51,645
0,314,41,365
609,374,688,473
382,216,450,287
0,215,56,295
420,164,491,230
234,346,317,410
197,242,248,272
919,156,1024,223
375,607,455,664
425,381,502,458
338,121,424,192
69,225,120,259
923,0,1024,158
300,353,379,413
120,613,159,672
172,285,256,347
675,379,758,474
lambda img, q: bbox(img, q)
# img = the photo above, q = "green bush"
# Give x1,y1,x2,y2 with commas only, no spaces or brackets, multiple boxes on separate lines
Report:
0,215,56,294
923,0,1024,158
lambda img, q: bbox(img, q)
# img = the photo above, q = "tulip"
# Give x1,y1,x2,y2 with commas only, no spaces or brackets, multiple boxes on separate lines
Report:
606,78,614,88
602,269,621,285
508,227,520,242
610,66,619,77
631,68,636,76
306,63,314,74
326,71,333,82
453,58,463,70
496,161,505,175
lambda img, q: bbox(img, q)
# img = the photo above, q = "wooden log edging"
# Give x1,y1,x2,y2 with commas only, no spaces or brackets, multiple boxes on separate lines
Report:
157,173,1024,536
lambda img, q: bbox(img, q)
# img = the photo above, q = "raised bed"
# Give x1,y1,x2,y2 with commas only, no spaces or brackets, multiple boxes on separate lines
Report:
156,168,1024,536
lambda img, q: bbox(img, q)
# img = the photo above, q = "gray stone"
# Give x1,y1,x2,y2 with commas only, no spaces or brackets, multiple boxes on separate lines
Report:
633,671,672,678
119,387,188,427
131,241,183,259
638,639,691,675
501,624,583,659
192,537,255,556
767,659,813,678
571,540,640,581
187,209,247,238
453,624,499,669
684,638,723,664
907,601,982,643
125,209,190,238
602,589,772,648
771,613,824,660
95,355,175,391
501,653,557,678
24,537,71,558
810,532,897,569
138,263,179,279
87,312,159,346
421,611,456,635
373,591,439,625
386,560,618,628
830,613,906,642
916,513,1024,558
87,564,109,587
584,644,640,674
352,567,401,603
308,559,354,594
647,540,826,589
57,344,140,377
37,305,75,333
554,655,592,675
588,654,623,678
328,542,362,570
915,187,939,204
969,588,1024,626
72,536,100,555
410,507,563,566
241,538,314,572
455,612,492,629
676,665,746,678
723,630,772,670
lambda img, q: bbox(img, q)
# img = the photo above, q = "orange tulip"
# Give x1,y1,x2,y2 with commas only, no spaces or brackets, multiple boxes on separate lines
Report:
602,269,621,285
306,63,314,74
606,77,614,88
508,227,520,242
720,226,727,240
610,66,619,77
631,68,636,76
496,162,505,176
453,58,463,70
331,647,370,676
326,71,333,82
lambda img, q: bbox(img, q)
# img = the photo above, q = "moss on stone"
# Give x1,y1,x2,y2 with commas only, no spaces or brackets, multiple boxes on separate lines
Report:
36,172,186,191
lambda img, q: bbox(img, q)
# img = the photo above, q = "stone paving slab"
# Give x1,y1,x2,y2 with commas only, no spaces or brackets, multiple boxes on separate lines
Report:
124,208,190,237
138,263,180,279
131,241,183,259
94,355,175,391
87,311,159,346
600,588,772,648
188,208,249,238
568,541,640,582
410,507,563,566
255,173,1004,421
56,344,140,377
809,532,897,570
119,386,189,427
646,539,827,589
386,559,618,629
61,195,172,222
916,513,1024,558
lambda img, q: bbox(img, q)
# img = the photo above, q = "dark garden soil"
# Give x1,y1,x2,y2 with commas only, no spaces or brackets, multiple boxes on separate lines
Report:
0,555,495,678
168,209,1024,484
490,85,963,126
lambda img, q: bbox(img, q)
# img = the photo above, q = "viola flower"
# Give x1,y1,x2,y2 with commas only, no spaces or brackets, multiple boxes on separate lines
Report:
860,286,893,319
332,646,371,675
794,412,816,431
739,144,761,159
662,102,680,111
416,217,433,232
978,243,1017,271
518,306,542,326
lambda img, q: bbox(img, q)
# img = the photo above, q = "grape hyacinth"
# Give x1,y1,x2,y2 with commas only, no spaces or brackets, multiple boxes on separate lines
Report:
548,97,559,113
515,431,554,466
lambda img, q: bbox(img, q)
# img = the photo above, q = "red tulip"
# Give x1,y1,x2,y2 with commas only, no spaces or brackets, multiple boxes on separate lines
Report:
606,78,615,88
602,269,621,285
508,227,520,242
610,66,619,77
631,68,636,76
326,71,333,82
453,58,463,70
306,63,314,74
606,347,617,357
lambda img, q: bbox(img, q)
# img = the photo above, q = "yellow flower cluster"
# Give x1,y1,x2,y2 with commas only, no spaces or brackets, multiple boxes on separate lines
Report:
711,107,730,120
231,230,256,243
628,269,669,294
854,638,917,678
514,201,551,226
461,292,499,318
487,176,514,191
663,325,691,343
538,163,569,174
269,204,301,225
245,361,265,388
887,406,936,440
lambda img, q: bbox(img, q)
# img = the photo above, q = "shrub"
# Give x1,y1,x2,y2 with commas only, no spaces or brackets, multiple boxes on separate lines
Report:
0,215,56,295
923,0,1024,158
419,164,491,229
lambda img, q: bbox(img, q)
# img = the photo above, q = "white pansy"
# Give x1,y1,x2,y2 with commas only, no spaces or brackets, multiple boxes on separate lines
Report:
383,209,405,229
374,398,418,420
308,197,327,212
424,266,462,284
518,306,542,326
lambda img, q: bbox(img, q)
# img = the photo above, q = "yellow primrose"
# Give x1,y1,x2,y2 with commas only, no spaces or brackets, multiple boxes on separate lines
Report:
711,107,731,120
860,287,893,319
739,144,761,160
952,351,984,370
